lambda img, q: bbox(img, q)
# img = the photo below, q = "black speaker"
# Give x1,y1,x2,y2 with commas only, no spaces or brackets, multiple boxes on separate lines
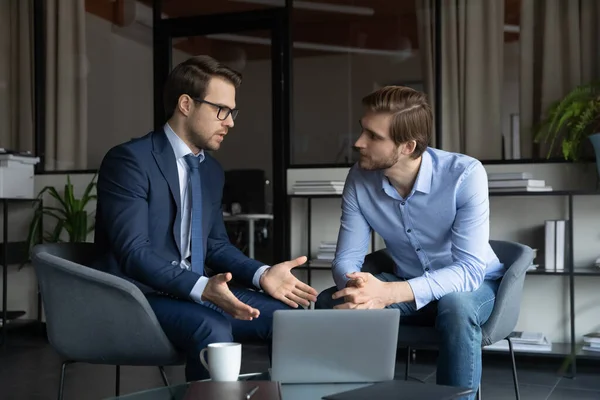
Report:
223,169,266,214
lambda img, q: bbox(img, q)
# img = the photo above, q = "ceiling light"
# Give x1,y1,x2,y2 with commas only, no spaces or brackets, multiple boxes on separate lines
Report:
205,33,412,58
228,0,375,16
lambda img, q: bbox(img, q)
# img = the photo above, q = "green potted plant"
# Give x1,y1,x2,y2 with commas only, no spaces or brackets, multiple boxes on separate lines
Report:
534,81,600,172
24,174,97,266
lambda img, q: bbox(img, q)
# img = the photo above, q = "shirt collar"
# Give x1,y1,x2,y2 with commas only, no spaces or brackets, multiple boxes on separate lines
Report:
379,148,432,196
163,122,205,163
413,149,432,194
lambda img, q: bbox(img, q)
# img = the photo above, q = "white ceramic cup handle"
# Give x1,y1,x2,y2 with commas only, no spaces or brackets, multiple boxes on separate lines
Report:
199,348,209,371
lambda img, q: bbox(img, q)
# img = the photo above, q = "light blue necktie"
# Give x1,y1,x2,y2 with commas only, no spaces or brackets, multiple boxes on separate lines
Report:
183,154,204,275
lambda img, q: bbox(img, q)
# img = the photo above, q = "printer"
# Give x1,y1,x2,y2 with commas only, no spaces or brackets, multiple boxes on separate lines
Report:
0,150,40,199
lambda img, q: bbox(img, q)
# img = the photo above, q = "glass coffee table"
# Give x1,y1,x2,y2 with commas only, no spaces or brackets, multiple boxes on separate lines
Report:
105,372,474,400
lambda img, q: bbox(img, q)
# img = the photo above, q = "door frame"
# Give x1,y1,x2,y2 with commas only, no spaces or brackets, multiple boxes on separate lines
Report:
152,2,292,264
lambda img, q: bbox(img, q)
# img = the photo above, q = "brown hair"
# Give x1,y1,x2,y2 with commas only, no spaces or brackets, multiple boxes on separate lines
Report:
361,86,432,158
163,55,242,120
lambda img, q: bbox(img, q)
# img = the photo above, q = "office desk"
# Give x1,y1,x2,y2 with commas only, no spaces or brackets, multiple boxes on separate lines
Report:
223,213,273,258
105,373,474,400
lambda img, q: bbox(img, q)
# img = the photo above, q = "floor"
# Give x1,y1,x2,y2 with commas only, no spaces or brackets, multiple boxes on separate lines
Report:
1,331,599,400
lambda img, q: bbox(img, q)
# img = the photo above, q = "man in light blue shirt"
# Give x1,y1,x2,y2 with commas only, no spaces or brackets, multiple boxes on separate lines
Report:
315,86,505,399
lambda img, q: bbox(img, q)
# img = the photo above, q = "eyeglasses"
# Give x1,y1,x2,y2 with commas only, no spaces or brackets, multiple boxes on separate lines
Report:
191,97,239,121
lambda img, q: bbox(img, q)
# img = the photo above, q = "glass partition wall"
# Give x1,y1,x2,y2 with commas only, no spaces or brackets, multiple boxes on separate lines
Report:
153,1,291,263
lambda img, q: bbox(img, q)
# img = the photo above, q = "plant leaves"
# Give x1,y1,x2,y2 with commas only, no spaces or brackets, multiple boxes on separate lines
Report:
25,173,98,258
533,81,600,160
49,220,65,243
81,173,98,209
38,186,68,211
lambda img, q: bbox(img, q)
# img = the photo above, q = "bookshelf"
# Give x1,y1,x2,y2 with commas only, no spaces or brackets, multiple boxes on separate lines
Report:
287,189,600,377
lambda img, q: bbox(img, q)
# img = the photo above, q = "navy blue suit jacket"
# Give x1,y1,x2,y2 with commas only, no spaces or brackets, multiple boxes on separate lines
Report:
93,129,264,299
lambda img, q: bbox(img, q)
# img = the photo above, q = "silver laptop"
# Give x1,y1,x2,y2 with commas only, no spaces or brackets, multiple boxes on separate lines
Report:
270,309,400,384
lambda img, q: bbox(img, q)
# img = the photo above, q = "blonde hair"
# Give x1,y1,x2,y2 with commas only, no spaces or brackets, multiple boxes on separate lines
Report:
361,86,432,158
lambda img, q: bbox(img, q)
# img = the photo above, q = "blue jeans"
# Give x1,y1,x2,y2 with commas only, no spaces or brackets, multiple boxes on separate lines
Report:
147,287,293,382
316,273,500,400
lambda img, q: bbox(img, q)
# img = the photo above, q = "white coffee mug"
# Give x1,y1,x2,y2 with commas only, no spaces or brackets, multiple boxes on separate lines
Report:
199,342,242,382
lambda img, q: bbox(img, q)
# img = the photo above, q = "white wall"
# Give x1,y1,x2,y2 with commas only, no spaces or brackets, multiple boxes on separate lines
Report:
287,163,600,343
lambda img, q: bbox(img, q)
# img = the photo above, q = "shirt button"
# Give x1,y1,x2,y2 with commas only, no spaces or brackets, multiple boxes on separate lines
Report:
401,201,406,206
425,267,430,271
407,229,412,233
416,248,421,252
171,260,178,266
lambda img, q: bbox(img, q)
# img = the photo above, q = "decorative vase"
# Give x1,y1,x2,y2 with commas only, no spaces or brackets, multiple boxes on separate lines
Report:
588,132,600,189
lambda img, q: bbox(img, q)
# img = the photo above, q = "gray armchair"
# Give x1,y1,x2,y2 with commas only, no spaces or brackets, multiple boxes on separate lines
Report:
31,243,185,400
362,240,534,400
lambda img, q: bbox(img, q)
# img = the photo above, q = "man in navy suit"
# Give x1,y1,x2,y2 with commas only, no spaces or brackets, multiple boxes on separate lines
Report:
94,55,318,381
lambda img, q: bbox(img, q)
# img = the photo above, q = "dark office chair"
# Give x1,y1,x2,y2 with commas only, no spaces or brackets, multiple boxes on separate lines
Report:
361,240,533,400
31,243,185,400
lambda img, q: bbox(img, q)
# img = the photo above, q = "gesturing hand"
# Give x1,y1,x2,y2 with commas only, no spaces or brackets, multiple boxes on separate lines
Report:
201,273,260,320
260,256,318,308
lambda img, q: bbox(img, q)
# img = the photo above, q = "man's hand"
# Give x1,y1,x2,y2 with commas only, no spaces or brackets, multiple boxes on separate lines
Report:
201,273,260,320
332,272,412,309
260,256,318,308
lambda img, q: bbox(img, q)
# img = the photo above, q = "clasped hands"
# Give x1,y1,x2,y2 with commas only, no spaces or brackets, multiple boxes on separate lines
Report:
201,256,318,320
331,272,414,309
331,272,393,309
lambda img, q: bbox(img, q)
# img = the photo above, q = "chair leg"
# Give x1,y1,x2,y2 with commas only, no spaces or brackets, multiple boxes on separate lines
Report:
477,385,482,400
404,347,411,380
159,366,177,400
507,338,521,400
115,365,121,396
158,366,170,387
58,361,73,400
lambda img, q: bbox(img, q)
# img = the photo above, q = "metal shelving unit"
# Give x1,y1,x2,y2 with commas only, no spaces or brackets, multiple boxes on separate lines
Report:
288,194,374,286
1,198,44,347
287,189,600,377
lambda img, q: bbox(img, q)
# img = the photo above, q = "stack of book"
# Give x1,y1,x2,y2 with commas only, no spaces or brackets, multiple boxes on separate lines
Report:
544,219,567,272
488,172,553,192
310,241,336,267
291,180,344,195
582,332,600,353
484,331,552,352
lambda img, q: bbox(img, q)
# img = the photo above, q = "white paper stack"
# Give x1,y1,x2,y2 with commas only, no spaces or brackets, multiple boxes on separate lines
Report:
309,242,336,267
484,331,552,352
582,332,600,353
292,180,344,195
488,172,553,192
315,241,336,261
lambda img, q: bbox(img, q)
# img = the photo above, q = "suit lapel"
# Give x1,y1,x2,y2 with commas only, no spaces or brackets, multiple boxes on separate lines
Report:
151,131,182,255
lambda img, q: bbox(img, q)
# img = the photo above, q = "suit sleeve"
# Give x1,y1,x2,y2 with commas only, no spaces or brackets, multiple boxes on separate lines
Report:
204,163,264,288
96,145,202,299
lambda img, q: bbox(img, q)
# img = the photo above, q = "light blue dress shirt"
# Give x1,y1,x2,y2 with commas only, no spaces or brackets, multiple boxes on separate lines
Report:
332,147,505,310
164,124,268,303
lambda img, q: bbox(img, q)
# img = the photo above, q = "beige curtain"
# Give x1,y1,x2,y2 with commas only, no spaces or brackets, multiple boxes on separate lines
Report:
417,0,505,159
0,0,34,153
520,0,600,158
45,0,87,170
